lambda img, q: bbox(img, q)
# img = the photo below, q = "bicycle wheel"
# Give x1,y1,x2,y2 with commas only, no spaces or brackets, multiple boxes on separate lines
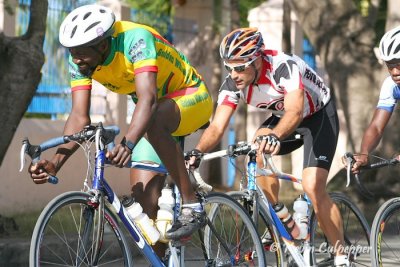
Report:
370,197,400,267
310,192,370,266
227,190,284,267
30,191,132,267
180,192,266,266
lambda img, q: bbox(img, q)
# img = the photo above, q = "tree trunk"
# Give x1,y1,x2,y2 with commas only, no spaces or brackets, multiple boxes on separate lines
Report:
0,0,48,165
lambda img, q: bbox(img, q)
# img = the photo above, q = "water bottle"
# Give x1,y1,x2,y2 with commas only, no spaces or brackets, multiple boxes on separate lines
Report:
273,202,300,239
156,185,175,243
293,194,309,240
122,195,160,245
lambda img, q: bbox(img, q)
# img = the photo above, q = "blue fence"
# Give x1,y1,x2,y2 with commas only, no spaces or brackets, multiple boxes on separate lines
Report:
302,38,316,69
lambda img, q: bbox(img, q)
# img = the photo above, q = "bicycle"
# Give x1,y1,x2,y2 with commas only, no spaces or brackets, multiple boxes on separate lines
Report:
344,152,400,267
20,123,266,266
192,141,371,266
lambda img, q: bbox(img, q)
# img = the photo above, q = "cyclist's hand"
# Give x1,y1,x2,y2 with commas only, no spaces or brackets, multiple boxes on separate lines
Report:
256,134,281,156
344,154,368,174
107,143,132,167
29,160,56,184
185,149,202,169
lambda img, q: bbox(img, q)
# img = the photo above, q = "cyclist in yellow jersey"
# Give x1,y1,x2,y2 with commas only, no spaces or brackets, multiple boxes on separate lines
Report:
28,4,212,242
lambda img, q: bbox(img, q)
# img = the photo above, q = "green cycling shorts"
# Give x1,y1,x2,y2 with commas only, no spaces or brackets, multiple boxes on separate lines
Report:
131,136,183,165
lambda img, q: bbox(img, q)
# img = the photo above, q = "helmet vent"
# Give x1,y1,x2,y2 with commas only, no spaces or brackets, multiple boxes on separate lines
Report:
391,29,400,39
85,21,101,33
387,40,394,55
83,12,92,20
99,9,106,13
72,15,78,22
70,25,77,38
394,44,400,55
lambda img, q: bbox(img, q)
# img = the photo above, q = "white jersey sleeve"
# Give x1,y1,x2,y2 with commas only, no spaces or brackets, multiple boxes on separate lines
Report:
377,76,399,113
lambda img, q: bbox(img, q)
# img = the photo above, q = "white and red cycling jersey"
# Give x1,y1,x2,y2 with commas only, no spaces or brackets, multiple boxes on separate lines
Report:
376,76,400,113
217,50,331,118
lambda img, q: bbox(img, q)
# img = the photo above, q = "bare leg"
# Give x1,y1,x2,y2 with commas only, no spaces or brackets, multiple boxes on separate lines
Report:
256,175,279,205
302,167,345,256
146,99,197,203
130,167,167,257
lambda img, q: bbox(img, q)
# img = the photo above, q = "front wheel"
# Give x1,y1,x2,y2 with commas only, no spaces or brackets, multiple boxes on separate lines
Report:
227,190,284,267
310,192,370,266
181,192,266,266
30,191,132,267
370,197,400,267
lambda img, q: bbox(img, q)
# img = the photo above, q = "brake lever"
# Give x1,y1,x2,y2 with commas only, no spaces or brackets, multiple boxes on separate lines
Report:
19,142,27,172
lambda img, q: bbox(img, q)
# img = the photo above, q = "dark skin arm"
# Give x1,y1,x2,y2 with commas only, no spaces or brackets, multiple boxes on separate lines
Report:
29,89,92,183
188,104,234,167
351,108,392,173
107,71,158,167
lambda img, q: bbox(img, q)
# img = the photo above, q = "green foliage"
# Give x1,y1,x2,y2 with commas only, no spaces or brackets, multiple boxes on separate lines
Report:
238,0,267,27
352,0,388,47
124,0,172,40
124,0,172,16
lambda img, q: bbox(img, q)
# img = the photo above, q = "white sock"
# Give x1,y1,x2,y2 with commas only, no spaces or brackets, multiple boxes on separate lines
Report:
334,255,349,266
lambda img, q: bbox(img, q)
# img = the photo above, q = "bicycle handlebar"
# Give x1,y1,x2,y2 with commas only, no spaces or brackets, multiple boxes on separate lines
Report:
343,152,400,199
20,123,120,184
184,143,254,193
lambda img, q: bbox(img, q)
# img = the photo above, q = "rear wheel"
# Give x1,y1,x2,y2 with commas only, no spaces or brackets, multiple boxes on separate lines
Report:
30,191,132,267
310,192,370,266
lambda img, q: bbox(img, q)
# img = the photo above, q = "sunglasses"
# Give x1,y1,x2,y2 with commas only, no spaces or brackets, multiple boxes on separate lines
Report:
224,57,258,73
386,61,400,69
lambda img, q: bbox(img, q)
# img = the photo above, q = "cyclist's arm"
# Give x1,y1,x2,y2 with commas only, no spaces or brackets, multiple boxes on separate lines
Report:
360,108,392,155
125,71,157,145
269,88,303,139
351,108,392,172
195,104,235,152
52,89,91,172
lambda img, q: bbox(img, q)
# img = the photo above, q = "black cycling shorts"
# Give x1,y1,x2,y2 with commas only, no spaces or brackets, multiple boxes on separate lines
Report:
259,100,339,171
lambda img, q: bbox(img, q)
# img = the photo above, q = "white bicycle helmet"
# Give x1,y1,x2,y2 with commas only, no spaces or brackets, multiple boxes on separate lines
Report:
59,5,115,48
379,25,400,62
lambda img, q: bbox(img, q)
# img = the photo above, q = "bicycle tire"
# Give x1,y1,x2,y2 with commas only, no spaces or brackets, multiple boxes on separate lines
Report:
310,192,370,266
180,192,266,266
227,190,284,267
30,191,133,267
370,197,400,267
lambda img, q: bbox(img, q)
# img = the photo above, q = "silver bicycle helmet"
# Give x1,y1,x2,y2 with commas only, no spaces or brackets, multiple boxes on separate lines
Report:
59,5,115,48
379,25,400,62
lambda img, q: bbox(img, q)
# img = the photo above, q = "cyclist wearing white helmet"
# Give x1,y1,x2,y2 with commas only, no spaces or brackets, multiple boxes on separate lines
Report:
29,4,213,248
350,25,400,173
187,27,349,266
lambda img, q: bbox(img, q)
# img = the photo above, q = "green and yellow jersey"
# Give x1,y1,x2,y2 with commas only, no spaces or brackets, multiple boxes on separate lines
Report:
68,21,212,137
69,21,203,99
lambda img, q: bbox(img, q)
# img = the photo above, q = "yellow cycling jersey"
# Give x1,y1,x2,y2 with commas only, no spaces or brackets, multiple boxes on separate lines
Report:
69,21,203,100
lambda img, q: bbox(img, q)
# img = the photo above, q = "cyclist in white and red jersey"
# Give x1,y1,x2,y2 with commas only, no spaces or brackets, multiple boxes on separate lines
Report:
187,28,349,266
28,4,213,244
351,25,400,173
